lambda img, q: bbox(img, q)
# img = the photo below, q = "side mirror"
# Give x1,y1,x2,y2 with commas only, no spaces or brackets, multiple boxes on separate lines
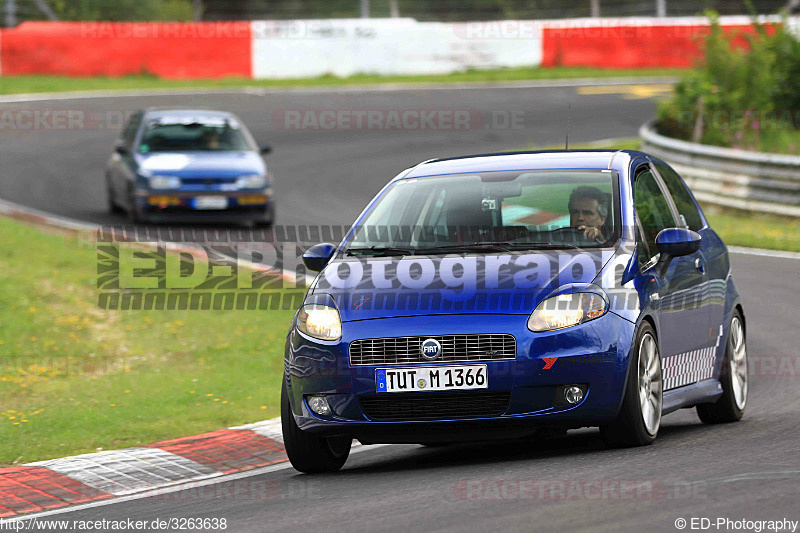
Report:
114,140,130,155
302,243,336,272
656,227,701,261
260,144,272,155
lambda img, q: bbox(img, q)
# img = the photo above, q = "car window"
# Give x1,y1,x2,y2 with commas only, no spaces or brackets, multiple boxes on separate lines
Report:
347,170,618,252
138,118,252,152
121,112,142,147
654,163,704,231
634,168,676,262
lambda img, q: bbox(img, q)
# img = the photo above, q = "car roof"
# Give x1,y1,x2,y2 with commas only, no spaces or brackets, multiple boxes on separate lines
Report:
142,108,237,119
403,150,643,179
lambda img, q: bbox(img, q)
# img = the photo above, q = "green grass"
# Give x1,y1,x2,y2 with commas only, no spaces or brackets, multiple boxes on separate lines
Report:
702,207,800,252
0,67,683,96
0,217,298,464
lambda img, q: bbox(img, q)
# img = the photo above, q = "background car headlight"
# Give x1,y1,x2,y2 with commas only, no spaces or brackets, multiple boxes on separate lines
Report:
297,304,342,341
528,292,607,332
236,174,267,189
149,175,181,189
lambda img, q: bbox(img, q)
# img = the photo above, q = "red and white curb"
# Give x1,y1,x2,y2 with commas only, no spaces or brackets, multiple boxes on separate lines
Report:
0,419,286,518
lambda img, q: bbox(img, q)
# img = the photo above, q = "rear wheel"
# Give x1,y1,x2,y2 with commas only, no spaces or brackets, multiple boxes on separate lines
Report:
281,381,351,473
107,181,124,214
601,322,662,447
697,311,746,424
127,189,143,224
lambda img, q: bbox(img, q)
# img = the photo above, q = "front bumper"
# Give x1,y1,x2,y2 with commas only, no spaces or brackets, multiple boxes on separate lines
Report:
133,190,273,223
284,312,636,443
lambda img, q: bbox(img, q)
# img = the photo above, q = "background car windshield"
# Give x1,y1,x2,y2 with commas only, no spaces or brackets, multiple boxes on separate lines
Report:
138,119,251,152
348,170,617,251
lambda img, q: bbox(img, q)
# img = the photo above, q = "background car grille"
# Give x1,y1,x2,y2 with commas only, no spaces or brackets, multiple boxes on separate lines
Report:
349,334,515,366
358,391,511,421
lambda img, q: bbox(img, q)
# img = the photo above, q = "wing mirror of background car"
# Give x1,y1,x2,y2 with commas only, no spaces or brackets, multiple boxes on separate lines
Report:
656,227,702,263
302,243,337,272
114,140,129,155
260,144,272,155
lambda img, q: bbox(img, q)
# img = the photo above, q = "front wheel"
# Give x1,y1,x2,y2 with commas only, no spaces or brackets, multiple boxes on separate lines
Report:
281,381,351,473
600,322,663,447
697,310,747,424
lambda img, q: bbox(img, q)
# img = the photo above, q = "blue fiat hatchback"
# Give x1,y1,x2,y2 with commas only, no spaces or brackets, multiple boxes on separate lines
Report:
282,150,747,473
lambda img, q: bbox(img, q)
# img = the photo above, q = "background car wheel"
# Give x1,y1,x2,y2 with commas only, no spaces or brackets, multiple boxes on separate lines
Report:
107,184,124,214
127,190,142,223
600,321,662,448
281,381,351,473
697,310,747,424
259,204,275,227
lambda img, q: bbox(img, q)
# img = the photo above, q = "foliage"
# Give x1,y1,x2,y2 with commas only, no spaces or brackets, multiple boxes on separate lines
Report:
657,11,800,154
49,0,194,21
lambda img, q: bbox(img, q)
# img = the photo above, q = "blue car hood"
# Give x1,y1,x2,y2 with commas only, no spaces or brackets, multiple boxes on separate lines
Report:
135,151,265,177
307,249,620,322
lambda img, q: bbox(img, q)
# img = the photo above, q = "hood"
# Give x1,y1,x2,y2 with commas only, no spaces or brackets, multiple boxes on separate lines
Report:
307,249,621,322
135,151,265,178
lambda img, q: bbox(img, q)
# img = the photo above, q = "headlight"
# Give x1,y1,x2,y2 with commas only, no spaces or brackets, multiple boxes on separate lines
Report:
297,304,342,341
149,175,181,189
527,292,607,332
236,174,267,189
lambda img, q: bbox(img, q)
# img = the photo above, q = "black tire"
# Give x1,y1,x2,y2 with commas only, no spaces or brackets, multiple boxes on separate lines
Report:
697,310,746,424
281,381,351,473
258,204,275,227
600,321,662,448
127,190,142,224
107,184,124,214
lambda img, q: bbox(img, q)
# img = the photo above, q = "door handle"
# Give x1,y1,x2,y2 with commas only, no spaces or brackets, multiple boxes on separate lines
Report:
694,257,705,274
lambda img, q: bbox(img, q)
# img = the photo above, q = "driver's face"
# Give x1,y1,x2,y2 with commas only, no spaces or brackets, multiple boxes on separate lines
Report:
570,197,606,229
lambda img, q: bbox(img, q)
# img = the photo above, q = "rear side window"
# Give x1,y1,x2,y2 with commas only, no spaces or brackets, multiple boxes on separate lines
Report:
634,168,677,262
121,112,142,147
655,163,704,231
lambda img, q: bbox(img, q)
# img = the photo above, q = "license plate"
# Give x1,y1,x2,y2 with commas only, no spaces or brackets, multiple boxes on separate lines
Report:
376,365,488,393
193,196,228,210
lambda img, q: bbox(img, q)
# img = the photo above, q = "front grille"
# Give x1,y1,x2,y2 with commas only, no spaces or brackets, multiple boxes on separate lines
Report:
349,334,515,366
359,391,511,421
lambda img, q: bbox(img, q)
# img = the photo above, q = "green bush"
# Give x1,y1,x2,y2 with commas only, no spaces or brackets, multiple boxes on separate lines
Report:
50,0,194,21
657,12,800,154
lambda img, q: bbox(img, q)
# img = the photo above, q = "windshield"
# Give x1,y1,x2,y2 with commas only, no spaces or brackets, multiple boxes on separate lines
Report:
345,170,618,255
138,117,252,153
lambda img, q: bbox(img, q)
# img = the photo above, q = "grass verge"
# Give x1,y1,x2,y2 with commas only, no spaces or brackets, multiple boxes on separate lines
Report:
0,216,297,465
0,67,683,96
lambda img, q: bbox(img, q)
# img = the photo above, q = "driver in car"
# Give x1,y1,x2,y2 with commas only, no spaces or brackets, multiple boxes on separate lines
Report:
568,186,609,241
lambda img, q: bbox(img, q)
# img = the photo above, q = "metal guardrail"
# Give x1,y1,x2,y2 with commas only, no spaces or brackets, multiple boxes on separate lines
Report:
640,121,800,217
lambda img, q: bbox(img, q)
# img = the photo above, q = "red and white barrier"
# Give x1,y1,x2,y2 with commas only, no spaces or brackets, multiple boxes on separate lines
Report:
0,16,794,79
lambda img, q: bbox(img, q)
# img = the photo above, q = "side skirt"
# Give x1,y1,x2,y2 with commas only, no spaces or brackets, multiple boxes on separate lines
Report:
663,378,723,416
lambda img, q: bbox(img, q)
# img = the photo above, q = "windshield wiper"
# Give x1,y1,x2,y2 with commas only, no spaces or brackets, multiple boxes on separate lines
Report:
345,246,415,257
415,243,514,254
471,241,579,250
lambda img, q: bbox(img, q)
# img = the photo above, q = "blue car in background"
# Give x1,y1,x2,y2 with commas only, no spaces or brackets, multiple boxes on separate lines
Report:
282,150,748,473
106,108,274,225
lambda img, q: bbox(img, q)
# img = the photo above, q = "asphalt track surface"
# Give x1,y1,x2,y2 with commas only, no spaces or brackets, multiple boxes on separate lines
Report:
2,83,799,532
